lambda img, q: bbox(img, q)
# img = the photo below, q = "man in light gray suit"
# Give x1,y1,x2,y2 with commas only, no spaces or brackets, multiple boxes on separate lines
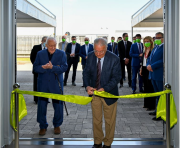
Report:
58,35,68,52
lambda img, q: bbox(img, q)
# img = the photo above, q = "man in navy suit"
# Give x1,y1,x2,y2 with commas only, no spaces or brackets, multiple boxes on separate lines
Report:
108,36,118,56
147,32,164,121
64,36,81,86
79,37,94,87
33,37,68,135
129,34,144,94
84,38,121,148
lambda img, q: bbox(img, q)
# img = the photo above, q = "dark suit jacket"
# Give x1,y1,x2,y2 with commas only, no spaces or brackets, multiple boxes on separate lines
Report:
79,44,94,65
129,43,144,67
33,49,68,93
118,40,132,61
83,51,122,106
108,42,117,53
66,43,81,63
147,44,164,81
30,44,42,73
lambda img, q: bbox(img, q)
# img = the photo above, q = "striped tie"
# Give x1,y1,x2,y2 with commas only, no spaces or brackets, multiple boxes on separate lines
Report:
96,58,101,89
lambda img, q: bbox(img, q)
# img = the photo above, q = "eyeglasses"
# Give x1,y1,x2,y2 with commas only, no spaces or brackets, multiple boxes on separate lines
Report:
94,50,105,54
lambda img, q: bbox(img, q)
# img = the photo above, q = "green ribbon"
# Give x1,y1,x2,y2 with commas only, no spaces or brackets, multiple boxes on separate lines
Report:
10,89,177,131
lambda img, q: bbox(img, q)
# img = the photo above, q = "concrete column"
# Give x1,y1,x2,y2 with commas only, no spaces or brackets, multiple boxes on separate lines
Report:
164,0,180,147
0,0,16,146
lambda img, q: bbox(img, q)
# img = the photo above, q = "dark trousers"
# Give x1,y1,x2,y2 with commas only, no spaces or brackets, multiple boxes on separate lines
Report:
142,66,156,109
151,80,163,112
37,97,63,129
120,60,131,85
82,64,86,86
64,58,78,83
131,66,143,91
33,73,38,103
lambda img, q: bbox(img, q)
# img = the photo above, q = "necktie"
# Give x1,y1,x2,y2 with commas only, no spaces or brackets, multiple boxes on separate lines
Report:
125,41,127,50
96,58,101,90
139,43,142,53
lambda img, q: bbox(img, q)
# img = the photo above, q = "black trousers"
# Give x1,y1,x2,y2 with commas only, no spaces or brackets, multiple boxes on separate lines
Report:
33,73,38,103
64,58,78,83
120,60,131,85
142,66,156,109
82,64,86,85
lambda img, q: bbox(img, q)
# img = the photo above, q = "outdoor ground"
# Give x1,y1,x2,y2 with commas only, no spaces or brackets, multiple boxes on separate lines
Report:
17,59,163,139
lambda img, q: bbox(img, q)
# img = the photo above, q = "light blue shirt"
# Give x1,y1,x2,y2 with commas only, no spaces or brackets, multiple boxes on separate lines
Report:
61,42,66,51
97,56,105,70
85,44,89,55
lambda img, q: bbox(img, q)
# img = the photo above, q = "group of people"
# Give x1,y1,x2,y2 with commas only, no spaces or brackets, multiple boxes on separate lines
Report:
30,31,164,148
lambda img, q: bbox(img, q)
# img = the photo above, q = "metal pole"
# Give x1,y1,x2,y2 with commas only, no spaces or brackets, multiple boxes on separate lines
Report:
62,0,63,35
164,83,171,148
131,26,133,42
13,83,20,148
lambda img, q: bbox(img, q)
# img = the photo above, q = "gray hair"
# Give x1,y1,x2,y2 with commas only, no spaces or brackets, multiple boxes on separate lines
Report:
156,32,164,38
94,38,107,49
46,37,57,44
41,36,48,42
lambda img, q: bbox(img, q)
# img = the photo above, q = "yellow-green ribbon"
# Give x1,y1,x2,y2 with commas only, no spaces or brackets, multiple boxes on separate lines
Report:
10,89,177,131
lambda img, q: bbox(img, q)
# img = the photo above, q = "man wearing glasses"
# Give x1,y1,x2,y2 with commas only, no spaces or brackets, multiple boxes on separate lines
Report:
83,38,121,148
64,36,80,86
147,32,164,121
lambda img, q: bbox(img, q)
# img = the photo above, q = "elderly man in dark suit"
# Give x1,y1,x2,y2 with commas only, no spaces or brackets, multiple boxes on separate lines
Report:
64,36,81,86
84,38,121,148
33,37,68,135
30,36,47,104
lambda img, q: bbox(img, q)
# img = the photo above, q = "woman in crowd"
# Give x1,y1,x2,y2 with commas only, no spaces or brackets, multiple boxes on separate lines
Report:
140,36,156,111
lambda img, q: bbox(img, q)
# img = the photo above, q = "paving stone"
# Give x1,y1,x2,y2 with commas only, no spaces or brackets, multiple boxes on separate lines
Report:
18,71,163,138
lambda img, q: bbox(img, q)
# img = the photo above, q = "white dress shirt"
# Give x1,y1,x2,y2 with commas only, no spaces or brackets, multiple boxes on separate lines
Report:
71,44,76,57
97,56,105,70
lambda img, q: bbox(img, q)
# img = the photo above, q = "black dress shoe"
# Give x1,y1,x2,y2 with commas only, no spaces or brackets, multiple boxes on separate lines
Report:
149,112,156,116
119,84,123,88
81,85,85,87
139,89,144,93
152,117,162,121
129,84,131,87
92,143,102,148
63,83,67,86
132,91,136,94
34,101,38,104
72,82,76,86
103,145,111,148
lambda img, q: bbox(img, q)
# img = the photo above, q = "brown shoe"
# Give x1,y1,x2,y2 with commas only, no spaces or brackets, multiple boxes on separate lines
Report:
39,129,46,135
54,127,61,134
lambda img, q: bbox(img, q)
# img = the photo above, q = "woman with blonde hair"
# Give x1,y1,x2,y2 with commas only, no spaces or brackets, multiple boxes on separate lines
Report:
140,36,156,111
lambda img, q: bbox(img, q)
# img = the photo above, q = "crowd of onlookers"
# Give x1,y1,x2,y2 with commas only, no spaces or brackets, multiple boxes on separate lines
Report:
29,32,164,143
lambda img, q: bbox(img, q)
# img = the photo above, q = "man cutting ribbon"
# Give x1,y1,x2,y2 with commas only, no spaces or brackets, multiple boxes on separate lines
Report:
83,38,122,148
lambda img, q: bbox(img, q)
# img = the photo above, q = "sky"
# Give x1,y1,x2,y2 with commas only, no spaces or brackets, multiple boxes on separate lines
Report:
17,0,151,36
